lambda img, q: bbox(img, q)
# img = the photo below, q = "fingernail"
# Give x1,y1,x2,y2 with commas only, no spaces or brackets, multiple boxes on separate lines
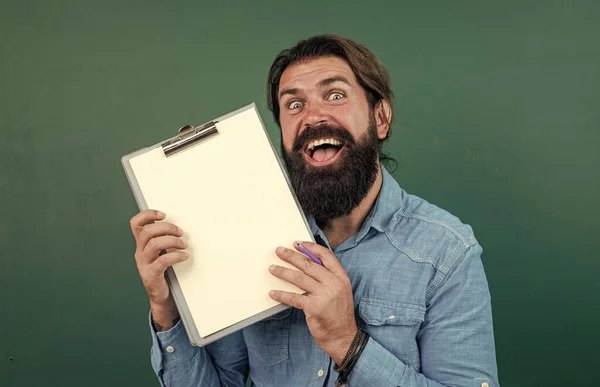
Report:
157,211,166,218
183,240,188,248
177,227,183,235
269,291,275,297
182,252,189,259
269,265,276,272
276,246,286,254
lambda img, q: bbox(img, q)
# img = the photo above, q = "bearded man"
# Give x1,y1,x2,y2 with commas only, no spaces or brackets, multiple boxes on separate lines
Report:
129,34,499,387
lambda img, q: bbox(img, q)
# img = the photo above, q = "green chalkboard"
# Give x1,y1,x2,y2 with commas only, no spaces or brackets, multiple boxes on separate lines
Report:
1,1,599,386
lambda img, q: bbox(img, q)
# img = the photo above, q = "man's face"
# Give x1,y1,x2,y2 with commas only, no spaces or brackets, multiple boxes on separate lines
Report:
277,56,389,221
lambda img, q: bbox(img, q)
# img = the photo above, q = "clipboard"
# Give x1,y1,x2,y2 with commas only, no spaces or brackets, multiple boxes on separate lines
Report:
121,103,314,346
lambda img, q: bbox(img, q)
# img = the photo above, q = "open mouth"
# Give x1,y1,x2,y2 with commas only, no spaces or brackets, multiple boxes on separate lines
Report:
304,137,344,166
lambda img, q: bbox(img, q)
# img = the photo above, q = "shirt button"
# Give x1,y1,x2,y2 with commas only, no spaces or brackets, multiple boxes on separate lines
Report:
317,369,324,377
481,383,489,387
166,346,174,353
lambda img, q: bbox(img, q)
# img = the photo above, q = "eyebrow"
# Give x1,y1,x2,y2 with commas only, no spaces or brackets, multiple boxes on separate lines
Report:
278,76,353,101
318,76,352,88
278,87,300,100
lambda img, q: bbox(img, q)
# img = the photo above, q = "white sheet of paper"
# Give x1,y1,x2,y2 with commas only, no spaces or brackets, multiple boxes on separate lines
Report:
129,107,311,337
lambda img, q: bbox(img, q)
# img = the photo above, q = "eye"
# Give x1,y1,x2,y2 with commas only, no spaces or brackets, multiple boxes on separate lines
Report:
328,92,345,101
288,100,303,110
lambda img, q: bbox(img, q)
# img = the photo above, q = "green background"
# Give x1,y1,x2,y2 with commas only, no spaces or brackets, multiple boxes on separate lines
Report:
1,1,599,386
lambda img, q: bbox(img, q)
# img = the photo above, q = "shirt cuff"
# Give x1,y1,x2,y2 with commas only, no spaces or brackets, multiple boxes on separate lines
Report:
149,311,197,372
346,337,405,386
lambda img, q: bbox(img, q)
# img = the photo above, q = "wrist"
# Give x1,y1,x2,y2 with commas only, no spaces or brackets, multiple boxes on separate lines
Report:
331,326,358,365
333,329,370,386
150,299,180,332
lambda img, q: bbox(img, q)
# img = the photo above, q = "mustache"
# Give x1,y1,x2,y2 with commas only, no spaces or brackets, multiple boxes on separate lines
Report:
292,124,355,153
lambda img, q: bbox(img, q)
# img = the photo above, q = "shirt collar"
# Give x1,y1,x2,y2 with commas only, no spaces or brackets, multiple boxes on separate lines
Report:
354,164,404,241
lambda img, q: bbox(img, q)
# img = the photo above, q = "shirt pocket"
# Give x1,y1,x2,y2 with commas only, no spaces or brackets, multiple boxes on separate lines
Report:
358,298,425,369
244,307,292,367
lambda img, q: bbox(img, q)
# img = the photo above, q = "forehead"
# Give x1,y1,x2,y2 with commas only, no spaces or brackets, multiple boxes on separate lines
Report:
279,56,356,91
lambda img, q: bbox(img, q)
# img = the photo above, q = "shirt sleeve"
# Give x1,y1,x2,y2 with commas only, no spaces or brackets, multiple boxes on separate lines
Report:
347,243,499,387
149,312,249,386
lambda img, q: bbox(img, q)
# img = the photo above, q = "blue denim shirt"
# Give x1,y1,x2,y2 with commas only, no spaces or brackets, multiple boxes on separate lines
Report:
149,166,499,387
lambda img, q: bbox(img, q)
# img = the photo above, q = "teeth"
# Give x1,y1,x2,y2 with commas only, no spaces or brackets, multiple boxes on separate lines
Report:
307,138,342,151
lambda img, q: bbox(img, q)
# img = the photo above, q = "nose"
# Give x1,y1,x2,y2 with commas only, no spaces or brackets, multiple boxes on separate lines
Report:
302,101,328,129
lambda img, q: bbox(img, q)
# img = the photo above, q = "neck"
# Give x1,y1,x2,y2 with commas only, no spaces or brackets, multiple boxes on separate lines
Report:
317,165,383,250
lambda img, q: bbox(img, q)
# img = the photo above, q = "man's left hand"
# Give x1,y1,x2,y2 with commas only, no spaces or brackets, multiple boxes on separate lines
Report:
268,241,357,365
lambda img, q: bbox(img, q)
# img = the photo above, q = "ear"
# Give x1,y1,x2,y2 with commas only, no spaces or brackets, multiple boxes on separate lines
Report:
374,99,392,140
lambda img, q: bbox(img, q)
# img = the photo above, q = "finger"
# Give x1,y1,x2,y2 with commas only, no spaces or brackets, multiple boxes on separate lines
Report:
269,264,321,294
137,222,183,252
148,251,190,276
269,290,307,310
295,241,345,276
130,210,165,238
275,246,329,283
142,236,187,260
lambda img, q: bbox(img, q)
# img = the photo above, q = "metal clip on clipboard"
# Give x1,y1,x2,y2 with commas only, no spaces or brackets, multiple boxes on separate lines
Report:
161,120,219,157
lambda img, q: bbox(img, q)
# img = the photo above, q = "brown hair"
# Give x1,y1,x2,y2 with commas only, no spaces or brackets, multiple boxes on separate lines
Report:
266,34,394,140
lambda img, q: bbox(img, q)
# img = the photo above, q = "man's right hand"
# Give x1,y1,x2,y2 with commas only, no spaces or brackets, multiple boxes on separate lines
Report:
130,209,189,331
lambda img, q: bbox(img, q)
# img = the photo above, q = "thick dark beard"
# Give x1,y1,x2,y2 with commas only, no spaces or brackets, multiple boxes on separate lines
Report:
282,121,380,223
